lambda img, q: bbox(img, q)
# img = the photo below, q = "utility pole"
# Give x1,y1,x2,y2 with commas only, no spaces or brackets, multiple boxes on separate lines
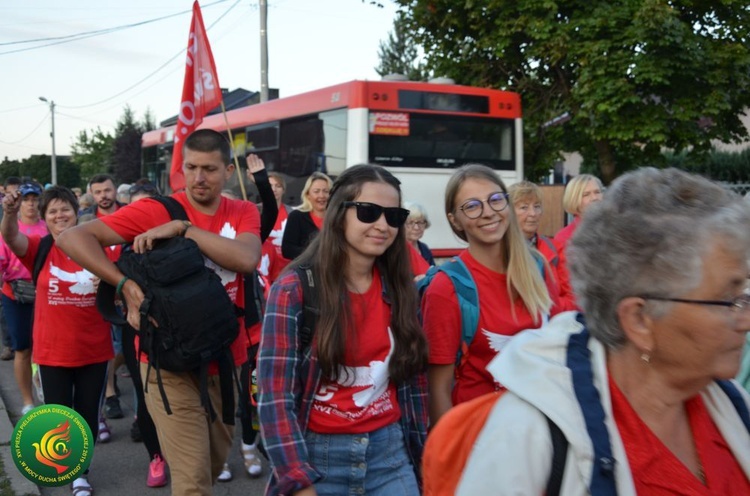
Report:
38,97,57,185
260,0,269,102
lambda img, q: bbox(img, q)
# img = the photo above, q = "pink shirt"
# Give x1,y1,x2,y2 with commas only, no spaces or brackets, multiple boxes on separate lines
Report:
0,219,48,299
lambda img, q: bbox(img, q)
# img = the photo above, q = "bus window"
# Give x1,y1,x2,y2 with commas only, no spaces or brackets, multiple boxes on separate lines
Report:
319,109,347,177
246,123,279,152
369,114,515,170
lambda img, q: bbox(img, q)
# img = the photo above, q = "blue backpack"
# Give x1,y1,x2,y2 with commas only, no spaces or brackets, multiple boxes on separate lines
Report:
417,255,548,370
417,258,479,369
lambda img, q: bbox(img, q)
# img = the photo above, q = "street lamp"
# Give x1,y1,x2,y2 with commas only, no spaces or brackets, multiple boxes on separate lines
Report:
38,96,57,185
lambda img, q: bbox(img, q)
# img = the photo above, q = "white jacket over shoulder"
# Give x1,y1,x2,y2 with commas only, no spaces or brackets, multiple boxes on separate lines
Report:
457,311,750,496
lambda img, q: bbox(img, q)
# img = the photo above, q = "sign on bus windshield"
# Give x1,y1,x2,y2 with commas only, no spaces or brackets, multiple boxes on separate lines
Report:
369,113,515,170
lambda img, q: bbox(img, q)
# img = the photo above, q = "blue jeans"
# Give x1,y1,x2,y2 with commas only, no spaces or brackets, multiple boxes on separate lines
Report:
305,422,419,496
1,294,33,351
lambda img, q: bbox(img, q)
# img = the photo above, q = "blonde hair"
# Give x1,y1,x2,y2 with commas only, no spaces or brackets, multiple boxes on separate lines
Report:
508,181,542,207
445,165,552,323
298,172,332,212
562,174,603,216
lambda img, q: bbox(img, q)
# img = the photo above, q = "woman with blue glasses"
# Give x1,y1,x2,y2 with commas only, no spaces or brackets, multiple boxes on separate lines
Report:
421,164,559,425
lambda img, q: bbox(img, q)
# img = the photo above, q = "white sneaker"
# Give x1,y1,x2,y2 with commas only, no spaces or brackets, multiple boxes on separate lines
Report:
241,444,263,477
21,404,34,415
217,463,232,482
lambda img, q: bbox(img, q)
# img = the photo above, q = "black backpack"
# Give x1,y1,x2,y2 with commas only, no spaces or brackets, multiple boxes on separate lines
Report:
97,196,240,424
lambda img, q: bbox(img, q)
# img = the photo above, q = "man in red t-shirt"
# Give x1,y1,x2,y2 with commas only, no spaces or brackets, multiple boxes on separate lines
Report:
58,129,262,495
84,174,123,218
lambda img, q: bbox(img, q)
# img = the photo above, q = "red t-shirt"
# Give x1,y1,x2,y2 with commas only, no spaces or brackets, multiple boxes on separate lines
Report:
307,268,401,434
100,193,261,368
311,211,324,230
610,376,750,495
260,206,291,283
422,250,559,405
20,235,116,367
535,236,577,312
553,216,579,249
95,204,120,218
408,242,430,277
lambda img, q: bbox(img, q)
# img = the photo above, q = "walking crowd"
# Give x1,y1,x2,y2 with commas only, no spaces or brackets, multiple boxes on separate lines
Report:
1,128,749,495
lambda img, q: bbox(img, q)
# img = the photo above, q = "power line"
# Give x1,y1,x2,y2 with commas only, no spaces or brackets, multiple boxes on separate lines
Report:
0,0,230,55
56,0,245,111
0,113,47,145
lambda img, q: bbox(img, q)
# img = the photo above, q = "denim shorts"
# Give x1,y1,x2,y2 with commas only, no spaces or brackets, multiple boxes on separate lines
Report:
305,422,419,496
1,294,33,351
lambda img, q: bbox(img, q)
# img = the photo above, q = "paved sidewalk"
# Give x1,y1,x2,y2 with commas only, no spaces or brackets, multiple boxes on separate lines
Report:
0,359,267,495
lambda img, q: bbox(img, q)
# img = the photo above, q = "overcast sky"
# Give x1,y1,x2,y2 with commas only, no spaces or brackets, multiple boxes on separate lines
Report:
0,0,398,161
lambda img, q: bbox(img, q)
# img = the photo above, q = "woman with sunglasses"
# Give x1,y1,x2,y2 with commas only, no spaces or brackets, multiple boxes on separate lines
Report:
421,164,558,425
258,164,429,496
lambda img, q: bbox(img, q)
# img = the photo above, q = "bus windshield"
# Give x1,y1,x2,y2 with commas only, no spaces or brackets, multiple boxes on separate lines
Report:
369,113,515,170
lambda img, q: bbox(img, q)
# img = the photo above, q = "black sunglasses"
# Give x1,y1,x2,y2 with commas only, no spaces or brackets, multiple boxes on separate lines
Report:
343,201,410,228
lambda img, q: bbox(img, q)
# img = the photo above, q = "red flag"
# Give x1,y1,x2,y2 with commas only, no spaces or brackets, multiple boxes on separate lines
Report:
169,0,223,192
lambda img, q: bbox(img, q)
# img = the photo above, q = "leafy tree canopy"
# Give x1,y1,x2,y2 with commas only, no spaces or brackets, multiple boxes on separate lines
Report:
71,127,114,185
71,105,155,187
376,13,432,81
0,155,80,187
395,0,750,183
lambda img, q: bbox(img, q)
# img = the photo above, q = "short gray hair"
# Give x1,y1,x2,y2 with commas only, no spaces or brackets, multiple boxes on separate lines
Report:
568,167,750,348
403,201,430,228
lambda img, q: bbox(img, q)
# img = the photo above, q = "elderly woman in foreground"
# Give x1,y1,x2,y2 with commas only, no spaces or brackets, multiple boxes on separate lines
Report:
457,168,750,494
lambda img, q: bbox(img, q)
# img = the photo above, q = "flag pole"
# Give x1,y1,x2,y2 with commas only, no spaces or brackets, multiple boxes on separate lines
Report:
220,101,248,202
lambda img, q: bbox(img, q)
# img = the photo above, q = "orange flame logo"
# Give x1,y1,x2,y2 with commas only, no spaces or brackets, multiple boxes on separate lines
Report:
32,420,71,474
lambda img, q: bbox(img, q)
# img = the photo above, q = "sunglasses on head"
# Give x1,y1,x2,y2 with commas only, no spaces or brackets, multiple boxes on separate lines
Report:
343,201,410,228
129,184,158,196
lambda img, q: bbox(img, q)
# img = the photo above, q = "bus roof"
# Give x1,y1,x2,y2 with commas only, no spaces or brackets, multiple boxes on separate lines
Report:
142,79,521,147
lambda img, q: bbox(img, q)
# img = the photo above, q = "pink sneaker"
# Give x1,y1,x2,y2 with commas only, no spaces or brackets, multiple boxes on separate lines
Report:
147,454,168,488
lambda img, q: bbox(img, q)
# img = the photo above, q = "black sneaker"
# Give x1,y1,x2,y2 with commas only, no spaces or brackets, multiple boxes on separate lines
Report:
104,396,124,419
130,420,142,442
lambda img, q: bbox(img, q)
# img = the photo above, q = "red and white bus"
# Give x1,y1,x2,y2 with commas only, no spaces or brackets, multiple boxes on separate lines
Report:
141,79,523,256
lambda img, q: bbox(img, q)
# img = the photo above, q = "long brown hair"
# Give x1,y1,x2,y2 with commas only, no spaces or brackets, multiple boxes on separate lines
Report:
294,165,428,383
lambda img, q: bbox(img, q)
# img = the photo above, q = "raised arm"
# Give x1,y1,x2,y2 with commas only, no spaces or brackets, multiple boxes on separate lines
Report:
246,154,278,243
1,191,29,258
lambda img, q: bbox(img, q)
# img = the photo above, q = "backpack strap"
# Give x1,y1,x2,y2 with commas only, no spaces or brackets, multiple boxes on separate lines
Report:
435,258,480,368
295,265,319,353
32,234,55,286
545,416,569,496
538,235,559,268
152,195,189,221
566,316,618,495
715,379,750,432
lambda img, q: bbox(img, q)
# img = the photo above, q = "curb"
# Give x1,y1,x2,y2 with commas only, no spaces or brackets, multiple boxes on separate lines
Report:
0,398,41,496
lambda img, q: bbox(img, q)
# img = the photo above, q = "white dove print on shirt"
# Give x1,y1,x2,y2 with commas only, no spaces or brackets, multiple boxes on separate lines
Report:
270,218,287,247
49,264,96,295
331,327,395,408
203,222,238,286
482,329,512,354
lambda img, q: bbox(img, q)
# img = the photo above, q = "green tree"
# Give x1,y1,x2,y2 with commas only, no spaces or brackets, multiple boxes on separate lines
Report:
0,157,22,181
0,155,80,187
71,127,114,185
396,1,750,184
376,13,431,81
112,105,144,184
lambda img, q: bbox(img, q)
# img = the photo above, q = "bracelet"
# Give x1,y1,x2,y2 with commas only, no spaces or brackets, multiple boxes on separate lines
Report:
116,276,129,296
